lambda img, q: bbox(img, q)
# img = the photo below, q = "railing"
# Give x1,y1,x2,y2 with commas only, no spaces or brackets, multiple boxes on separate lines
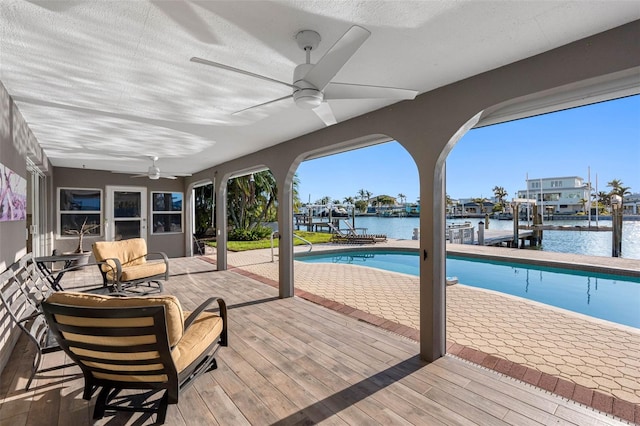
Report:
271,232,313,262
447,223,475,244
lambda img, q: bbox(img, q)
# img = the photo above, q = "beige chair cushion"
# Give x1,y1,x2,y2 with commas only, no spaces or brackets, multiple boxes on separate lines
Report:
116,262,167,282
46,291,184,347
93,238,149,274
83,311,224,382
172,311,224,373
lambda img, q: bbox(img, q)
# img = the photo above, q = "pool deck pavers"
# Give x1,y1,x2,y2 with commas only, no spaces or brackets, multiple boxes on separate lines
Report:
204,240,640,424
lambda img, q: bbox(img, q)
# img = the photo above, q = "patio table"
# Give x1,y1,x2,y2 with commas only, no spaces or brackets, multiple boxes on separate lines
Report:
35,253,85,291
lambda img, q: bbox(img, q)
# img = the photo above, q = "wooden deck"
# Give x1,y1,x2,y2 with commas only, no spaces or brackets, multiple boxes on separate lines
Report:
0,257,626,425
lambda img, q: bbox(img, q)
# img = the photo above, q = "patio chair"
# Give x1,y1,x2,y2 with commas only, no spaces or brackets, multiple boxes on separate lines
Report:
92,238,169,294
41,291,228,424
0,256,61,390
193,227,216,255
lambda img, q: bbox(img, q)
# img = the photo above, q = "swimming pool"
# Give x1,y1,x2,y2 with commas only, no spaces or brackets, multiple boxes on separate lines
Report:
297,251,640,328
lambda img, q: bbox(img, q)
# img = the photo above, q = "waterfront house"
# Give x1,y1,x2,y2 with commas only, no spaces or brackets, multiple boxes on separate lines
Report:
623,193,640,215
516,176,591,214
453,198,496,217
1,3,639,424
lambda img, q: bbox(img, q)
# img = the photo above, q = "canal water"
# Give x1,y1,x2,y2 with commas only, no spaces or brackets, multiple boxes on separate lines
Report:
346,216,640,260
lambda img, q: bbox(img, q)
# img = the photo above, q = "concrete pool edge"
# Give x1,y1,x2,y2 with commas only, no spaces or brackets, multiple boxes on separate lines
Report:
446,244,640,278
294,241,640,278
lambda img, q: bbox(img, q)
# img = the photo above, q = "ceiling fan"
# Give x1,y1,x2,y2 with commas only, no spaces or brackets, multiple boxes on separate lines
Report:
113,156,191,180
191,25,418,126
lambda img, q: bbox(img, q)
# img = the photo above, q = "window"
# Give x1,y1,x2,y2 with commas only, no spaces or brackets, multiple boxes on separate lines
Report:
530,181,540,189
151,192,183,234
550,180,563,188
58,188,102,237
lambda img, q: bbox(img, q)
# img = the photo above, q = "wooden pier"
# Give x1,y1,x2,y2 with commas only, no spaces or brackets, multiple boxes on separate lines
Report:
447,224,538,248
519,224,612,231
294,215,338,232
480,229,535,248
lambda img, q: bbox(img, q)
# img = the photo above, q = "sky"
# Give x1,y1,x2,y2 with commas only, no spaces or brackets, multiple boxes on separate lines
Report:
296,95,640,204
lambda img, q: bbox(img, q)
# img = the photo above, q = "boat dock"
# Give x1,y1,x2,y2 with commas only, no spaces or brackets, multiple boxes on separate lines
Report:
480,229,535,247
519,224,612,231
447,223,538,248
294,214,342,232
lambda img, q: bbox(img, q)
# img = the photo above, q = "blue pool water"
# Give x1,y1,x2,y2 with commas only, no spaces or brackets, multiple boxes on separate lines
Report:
298,251,640,328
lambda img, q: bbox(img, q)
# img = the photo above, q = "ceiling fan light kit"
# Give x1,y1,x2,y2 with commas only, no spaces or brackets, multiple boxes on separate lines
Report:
147,165,161,180
191,25,418,127
111,156,190,180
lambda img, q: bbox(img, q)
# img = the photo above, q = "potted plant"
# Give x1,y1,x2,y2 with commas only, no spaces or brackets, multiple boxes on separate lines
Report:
65,217,101,266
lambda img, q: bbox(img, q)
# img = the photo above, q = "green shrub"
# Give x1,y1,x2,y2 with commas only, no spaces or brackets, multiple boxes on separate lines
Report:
228,226,273,241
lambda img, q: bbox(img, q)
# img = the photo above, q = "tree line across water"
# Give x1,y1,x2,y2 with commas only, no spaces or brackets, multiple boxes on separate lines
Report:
193,173,633,241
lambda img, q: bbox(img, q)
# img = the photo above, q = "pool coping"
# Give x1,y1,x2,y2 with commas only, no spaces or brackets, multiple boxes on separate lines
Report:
446,246,640,279
296,244,640,278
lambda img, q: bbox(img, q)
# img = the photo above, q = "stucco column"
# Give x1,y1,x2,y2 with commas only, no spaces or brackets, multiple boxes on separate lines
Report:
274,169,294,298
215,176,228,270
418,159,447,361
399,113,483,362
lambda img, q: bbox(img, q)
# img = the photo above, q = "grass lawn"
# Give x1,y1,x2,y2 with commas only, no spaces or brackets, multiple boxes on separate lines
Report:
206,231,333,251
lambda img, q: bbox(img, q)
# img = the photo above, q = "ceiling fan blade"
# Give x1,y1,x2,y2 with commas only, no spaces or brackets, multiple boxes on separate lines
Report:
303,25,370,91
130,174,148,178
232,94,293,115
313,102,337,126
160,175,178,180
324,82,418,100
190,57,297,90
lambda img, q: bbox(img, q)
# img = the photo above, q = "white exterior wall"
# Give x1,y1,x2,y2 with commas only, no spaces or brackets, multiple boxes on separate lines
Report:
517,176,589,213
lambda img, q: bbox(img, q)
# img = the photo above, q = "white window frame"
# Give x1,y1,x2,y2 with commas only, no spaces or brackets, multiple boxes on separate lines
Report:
57,187,103,238
150,191,184,235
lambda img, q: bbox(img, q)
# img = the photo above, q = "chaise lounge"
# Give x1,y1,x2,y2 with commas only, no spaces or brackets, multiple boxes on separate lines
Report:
327,222,387,244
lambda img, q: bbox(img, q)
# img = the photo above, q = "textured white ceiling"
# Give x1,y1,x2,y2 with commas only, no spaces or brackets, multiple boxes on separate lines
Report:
1,1,638,175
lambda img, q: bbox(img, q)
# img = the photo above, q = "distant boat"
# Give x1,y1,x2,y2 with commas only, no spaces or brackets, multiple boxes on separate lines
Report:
495,212,513,220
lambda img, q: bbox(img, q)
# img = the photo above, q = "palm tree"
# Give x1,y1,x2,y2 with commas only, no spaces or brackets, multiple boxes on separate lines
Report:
445,194,453,215
397,193,406,205
316,196,332,205
472,197,488,214
596,191,610,212
292,173,301,213
607,179,624,191
357,189,372,203
343,196,355,205
356,189,372,213
579,198,588,213
611,186,631,197
492,186,508,210
607,178,631,198
227,171,277,231
194,183,214,236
